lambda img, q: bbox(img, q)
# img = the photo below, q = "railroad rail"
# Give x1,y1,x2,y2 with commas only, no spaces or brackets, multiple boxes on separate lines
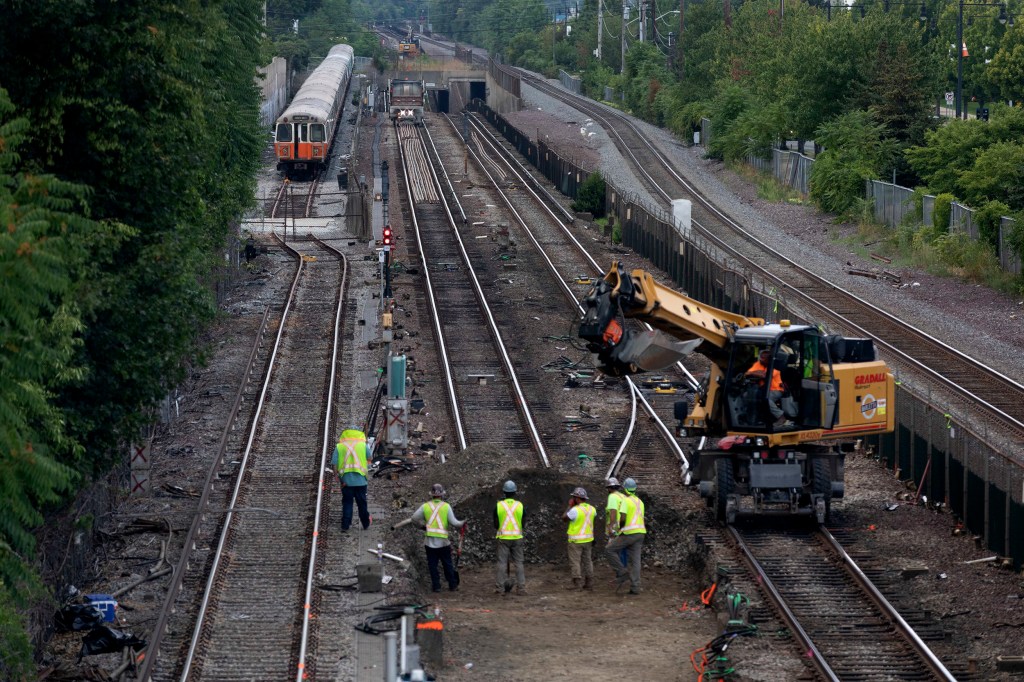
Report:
397,120,549,464
460,106,977,679
176,237,347,681
459,112,693,478
515,72,1024,447
270,175,322,220
729,525,968,681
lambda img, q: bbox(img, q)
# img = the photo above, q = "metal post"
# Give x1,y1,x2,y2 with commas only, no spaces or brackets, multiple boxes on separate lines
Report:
957,0,964,118
597,0,603,60
621,1,627,73
384,632,398,682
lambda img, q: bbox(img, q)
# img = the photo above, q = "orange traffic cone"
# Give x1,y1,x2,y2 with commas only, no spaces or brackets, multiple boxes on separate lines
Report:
962,42,969,57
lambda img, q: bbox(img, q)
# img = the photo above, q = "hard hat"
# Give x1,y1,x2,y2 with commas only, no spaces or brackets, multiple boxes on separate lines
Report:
571,487,588,500
623,477,637,492
502,480,517,494
431,483,445,497
606,477,621,488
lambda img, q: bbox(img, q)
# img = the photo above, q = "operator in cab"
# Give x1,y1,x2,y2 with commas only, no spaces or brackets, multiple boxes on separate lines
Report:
746,349,793,428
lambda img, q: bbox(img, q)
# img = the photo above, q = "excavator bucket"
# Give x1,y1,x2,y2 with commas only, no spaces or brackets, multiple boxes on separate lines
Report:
604,330,702,375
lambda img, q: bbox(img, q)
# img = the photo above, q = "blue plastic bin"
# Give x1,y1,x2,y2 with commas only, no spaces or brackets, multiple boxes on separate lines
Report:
84,594,117,623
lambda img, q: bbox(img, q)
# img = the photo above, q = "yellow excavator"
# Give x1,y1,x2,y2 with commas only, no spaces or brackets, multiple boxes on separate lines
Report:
579,262,895,523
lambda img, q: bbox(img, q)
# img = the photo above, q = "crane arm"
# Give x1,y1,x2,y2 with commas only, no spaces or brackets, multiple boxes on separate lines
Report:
579,262,762,375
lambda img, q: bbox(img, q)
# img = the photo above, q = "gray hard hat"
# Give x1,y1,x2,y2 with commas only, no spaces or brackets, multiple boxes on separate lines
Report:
502,480,517,494
571,486,588,500
623,477,637,492
606,477,621,488
431,483,445,497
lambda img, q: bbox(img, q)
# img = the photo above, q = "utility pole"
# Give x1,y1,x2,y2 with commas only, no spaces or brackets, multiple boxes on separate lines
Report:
621,0,628,73
640,0,646,41
597,0,603,60
679,0,685,78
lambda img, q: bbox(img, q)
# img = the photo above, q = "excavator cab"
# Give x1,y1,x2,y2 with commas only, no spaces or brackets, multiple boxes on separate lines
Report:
724,326,838,434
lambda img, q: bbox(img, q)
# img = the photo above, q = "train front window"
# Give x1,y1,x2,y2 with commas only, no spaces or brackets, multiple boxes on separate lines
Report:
298,124,309,142
275,123,292,143
311,124,326,142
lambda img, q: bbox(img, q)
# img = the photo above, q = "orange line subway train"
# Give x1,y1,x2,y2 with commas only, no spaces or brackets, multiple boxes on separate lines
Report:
274,44,354,178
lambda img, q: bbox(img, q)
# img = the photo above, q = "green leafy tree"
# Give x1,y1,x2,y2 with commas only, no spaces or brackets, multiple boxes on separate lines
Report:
0,87,93,678
987,24,1024,104
572,171,606,217
957,140,1024,211
706,83,754,161
809,110,893,214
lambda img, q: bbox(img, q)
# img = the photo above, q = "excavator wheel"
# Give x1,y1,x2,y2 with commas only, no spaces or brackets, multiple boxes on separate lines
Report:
715,459,734,523
811,457,833,523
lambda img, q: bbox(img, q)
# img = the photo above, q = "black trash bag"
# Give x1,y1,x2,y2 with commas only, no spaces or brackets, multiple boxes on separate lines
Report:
54,604,105,632
78,626,146,660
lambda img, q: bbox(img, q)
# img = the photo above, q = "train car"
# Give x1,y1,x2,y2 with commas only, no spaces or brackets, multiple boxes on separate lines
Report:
274,44,354,178
387,79,425,125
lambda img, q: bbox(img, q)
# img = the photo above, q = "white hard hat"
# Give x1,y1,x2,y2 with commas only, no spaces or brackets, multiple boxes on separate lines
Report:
606,477,621,488
571,487,589,500
431,483,445,497
502,480,517,493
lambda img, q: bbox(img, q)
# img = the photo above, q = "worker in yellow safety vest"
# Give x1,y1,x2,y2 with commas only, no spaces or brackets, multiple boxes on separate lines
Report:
562,487,596,590
494,480,527,595
605,477,628,567
405,483,466,592
604,477,646,595
332,427,370,531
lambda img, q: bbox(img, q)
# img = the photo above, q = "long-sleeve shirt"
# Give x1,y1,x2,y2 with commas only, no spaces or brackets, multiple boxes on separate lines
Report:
410,501,465,548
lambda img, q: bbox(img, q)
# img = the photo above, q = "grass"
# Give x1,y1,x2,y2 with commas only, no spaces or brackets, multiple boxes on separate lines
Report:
841,218,1024,296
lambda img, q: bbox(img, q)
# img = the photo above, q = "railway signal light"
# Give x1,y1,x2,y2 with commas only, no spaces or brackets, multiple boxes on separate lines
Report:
382,226,393,249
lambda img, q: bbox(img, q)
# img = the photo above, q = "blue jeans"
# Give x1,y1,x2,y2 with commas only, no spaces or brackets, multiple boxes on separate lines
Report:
341,484,370,530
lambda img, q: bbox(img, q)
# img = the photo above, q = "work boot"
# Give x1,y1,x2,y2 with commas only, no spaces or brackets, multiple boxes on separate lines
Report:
565,578,582,590
493,586,504,595
583,577,594,590
515,585,528,596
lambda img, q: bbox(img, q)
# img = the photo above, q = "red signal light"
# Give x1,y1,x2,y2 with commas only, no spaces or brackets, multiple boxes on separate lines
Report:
382,226,393,247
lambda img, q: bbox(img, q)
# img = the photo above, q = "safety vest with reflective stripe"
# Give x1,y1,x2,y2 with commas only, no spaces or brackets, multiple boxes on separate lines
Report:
495,498,523,539
567,502,596,543
620,493,646,535
423,500,450,539
606,491,625,532
337,430,368,477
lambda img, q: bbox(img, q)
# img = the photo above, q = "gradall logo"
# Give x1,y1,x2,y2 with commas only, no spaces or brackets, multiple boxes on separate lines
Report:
855,373,886,386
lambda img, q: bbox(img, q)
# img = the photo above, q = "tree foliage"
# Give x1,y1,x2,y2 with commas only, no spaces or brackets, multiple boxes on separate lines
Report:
0,0,269,670
0,86,92,679
809,110,892,214
572,171,606,217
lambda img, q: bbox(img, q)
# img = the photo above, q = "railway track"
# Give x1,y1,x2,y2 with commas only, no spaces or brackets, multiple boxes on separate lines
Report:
397,121,547,463
458,101,983,679
515,72,1024,447
730,524,971,681
270,175,322,219
174,237,347,681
